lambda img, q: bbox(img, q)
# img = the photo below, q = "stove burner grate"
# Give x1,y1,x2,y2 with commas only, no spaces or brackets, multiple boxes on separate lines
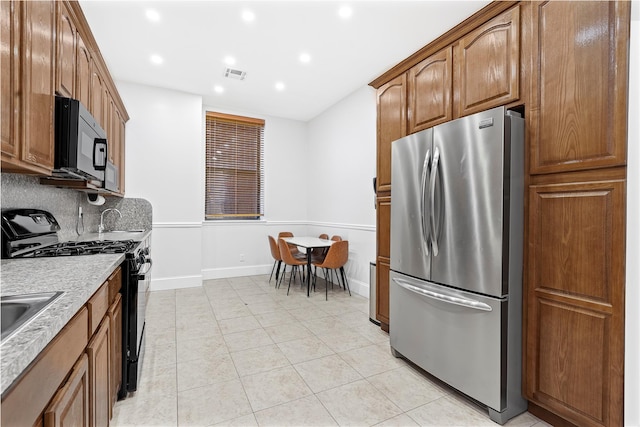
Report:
25,240,138,258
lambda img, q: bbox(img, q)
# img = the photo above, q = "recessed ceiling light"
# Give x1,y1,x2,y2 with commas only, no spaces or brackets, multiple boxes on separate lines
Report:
223,56,236,66
275,82,285,91
299,52,311,64
338,5,353,19
145,9,161,22
241,9,255,22
150,54,163,65
214,85,224,94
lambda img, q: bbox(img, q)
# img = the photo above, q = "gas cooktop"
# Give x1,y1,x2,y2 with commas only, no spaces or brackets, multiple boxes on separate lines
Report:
21,240,139,258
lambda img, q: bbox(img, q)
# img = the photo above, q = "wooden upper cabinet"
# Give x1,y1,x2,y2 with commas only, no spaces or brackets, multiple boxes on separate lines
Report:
526,176,626,427
1,0,20,162
76,32,91,109
407,46,453,133
21,0,56,173
376,74,406,193
529,1,629,175
90,63,105,128
455,5,520,118
56,1,76,98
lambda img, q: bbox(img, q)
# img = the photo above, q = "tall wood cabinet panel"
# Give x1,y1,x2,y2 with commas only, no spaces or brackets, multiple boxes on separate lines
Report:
1,0,20,162
44,354,90,427
528,1,629,175
407,46,453,133
455,5,520,118
526,177,625,427
56,1,76,98
376,74,406,193
90,64,105,129
20,0,56,173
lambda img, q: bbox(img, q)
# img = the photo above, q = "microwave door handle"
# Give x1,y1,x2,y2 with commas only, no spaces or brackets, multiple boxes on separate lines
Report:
93,138,107,171
420,149,431,255
429,147,440,256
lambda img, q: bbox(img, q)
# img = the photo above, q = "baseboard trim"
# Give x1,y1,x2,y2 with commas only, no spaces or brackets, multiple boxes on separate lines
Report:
202,265,273,280
150,274,202,291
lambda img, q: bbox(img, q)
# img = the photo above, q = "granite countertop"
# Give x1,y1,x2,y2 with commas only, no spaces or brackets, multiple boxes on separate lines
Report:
0,230,151,395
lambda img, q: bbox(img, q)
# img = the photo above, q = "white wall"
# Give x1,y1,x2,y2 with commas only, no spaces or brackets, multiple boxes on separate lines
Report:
626,2,639,425
201,108,310,280
306,86,378,294
118,82,204,289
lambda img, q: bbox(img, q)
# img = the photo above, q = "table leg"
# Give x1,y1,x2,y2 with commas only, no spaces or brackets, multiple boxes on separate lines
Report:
307,251,312,297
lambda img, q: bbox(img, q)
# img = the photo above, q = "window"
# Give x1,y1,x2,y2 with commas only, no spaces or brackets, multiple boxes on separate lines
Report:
205,112,265,220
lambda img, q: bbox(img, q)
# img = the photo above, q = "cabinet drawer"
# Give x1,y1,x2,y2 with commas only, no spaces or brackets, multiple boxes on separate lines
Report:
88,282,109,336
107,266,122,304
1,307,89,427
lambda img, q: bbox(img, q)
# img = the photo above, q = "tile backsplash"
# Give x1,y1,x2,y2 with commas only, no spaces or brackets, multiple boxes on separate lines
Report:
1,173,152,240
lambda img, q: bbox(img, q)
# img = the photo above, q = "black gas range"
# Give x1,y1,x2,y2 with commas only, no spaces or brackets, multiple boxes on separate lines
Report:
1,208,151,399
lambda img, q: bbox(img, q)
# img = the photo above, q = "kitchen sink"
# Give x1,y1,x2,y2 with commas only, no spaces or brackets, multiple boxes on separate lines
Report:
1,292,64,342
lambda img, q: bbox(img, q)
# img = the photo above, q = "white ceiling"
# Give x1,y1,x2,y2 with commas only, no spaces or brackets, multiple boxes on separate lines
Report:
79,1,490,122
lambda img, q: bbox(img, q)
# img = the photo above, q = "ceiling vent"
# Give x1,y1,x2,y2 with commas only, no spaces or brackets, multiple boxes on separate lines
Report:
224,67,246,80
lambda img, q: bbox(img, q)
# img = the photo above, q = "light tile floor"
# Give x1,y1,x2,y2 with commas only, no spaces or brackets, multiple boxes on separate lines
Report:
112,274,550,427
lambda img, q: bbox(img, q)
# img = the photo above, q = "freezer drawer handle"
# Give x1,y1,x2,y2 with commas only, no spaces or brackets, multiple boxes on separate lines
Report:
393,278,493,312
420,149,431,255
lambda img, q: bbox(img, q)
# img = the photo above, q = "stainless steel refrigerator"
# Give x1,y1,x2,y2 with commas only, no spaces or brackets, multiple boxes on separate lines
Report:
389,106,527,424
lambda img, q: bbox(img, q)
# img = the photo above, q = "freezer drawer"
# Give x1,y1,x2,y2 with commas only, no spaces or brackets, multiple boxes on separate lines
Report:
389,271,506,412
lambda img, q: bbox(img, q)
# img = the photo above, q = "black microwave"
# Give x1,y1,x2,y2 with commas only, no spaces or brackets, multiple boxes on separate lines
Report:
54,96,108,183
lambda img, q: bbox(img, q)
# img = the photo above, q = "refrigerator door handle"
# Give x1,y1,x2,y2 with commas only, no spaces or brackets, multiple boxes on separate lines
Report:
429,147,440,256
392,278,493,312
420,149,431,255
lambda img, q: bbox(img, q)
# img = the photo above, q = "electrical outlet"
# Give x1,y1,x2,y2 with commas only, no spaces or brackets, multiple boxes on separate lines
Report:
239,254,245,263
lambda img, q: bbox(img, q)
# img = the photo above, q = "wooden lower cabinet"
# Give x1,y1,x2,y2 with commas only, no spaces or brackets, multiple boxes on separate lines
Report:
44,354,90,427
526,175,626,427
108,293,122,411
87,318,111,427
376,196,391,330
376,258,391,330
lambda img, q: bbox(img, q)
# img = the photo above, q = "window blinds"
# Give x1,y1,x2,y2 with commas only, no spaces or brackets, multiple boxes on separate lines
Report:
205,112,265,219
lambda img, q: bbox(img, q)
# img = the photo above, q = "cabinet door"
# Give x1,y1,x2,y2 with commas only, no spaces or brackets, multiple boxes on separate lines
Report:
108,294,122,412
526,177,625,427
56,1,75,98
407,46,453,133
376,74,406,193
376,258,390,328
90,63,104,128
455,5,520,117
76,33,91,109
87,318,110,427
529,1,629,174
1,0,19,161
44,354,90,427
21,0,56,173
117,109,126,194
376,196,391,328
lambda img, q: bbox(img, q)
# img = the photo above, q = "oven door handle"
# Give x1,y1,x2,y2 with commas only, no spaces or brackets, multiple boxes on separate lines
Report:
136,259,152,280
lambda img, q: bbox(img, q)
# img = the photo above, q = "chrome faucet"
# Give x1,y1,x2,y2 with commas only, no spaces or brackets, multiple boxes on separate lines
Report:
99,208,122,234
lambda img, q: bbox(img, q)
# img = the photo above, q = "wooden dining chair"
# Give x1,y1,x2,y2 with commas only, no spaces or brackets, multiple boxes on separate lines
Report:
312,240,350,300
267,236,282,285
278,238,308,295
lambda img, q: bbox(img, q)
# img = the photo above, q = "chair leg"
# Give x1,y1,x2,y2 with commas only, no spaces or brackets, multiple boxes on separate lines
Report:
340,267,351,296
269,260,276,283
275,261,282,283
287,265,294,295
278,265,287,289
